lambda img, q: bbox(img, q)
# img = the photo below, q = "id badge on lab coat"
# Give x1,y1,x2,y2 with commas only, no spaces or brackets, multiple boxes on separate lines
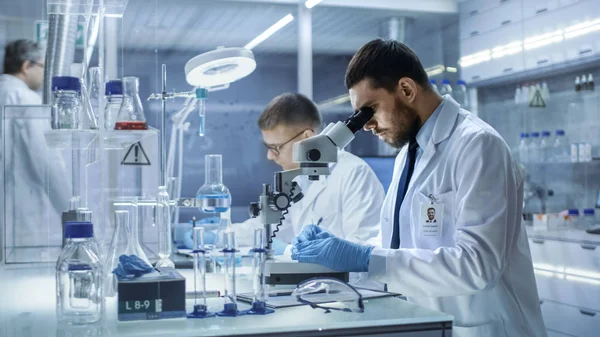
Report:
419,200,443,238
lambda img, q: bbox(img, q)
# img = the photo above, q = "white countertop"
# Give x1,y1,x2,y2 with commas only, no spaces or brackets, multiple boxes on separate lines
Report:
526,226,600,245
0,264,453,337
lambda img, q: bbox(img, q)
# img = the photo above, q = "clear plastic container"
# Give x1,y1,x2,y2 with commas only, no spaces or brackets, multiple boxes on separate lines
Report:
196,154,231,213
114,76,148,130
104,80,123,130
566,209,580,229
583,209,595,229
539,131,552,163
552,130,570,163
52,76,82,129
56,221,103,324
518,133,529,164
529,132,540,163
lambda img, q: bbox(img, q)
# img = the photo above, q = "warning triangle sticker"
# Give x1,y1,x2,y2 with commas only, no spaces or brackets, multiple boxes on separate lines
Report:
121,142,151,166
529,90,546,108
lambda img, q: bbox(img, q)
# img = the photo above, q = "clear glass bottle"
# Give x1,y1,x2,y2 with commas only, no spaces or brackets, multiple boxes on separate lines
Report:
114,77,148,130
439,79,453,97
529,132,540,163
56,221,103,324
104,80,123,130
566,209,580,229
52,76,82,129
540,131,552,163
196,154,231,213
156,186,175,268
196,88,208,136
552,130,569,163
582,209,595,229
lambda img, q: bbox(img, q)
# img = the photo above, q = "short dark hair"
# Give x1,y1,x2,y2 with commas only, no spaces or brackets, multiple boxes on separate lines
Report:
258,93,322,131
3,39,43,74
345,39,430,92
428,207,435,212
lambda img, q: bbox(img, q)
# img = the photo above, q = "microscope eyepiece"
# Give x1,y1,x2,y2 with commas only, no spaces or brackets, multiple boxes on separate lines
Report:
344,107,374,134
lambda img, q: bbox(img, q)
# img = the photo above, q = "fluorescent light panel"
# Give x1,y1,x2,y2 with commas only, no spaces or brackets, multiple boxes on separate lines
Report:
305,0,324,9
524,30,563,50
492,41,523,58
446,67,458,73
244,14,294,50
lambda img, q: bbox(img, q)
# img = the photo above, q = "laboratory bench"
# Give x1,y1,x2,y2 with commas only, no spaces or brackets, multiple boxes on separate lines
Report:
0,264,453,337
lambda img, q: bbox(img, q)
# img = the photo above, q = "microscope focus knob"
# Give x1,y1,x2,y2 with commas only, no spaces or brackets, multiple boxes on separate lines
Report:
248,202,260,218
307,149,321,161
272,193,291,211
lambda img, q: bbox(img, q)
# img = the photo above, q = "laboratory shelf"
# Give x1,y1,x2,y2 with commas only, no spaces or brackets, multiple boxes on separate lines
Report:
44,129,98,149
47,0,129,17
45,127,158,150
102,127,158,150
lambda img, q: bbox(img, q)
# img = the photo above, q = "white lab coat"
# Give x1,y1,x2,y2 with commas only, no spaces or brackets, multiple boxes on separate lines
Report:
0,74,71,248
236,150,384,246
368,96,546,337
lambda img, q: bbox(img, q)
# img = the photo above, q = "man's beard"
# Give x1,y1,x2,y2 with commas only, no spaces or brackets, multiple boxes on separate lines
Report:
387,98,421,149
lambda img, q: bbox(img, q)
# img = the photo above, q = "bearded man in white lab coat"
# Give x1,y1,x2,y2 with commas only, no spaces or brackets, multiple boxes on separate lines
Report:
292,39,547,337
0,39,71,249
235,93,384,253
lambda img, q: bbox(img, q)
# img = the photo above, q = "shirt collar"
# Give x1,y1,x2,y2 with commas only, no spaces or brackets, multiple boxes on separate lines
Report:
415,98,444,150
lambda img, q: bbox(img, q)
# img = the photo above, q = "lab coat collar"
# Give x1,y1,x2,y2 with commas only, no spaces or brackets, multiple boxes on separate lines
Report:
0,74,29,90
430,95,461,145
415,99,444,150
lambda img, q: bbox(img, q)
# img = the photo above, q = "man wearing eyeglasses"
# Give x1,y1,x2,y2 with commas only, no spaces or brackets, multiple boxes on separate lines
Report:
1,39,71,249
234,93,384,254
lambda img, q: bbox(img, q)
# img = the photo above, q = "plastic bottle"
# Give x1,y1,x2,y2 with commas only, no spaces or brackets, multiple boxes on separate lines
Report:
52,76,82,129
529,132,540,163
521,84,529,104
56,222,103,324
104,80,123,130
514,86,521,104
518,133,530,164
567,209,580,229
575,76,581,92
583,209,595,229
540,131,552,163
552,130,569,163
455,80,469,109
439,80,453,97
541,82,550,102
588,74,595,91
581,74,588,91
430,79,439,94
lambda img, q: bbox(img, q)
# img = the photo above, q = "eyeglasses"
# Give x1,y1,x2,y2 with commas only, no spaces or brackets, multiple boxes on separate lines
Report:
263,128,311,156
292,277,364,313
29,60,45,69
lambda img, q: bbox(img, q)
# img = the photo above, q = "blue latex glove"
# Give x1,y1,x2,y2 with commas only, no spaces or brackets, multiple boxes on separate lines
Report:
292,225,334,246
271,238,288,256
292,225,374,272
183,228,217,249
112,254,154,280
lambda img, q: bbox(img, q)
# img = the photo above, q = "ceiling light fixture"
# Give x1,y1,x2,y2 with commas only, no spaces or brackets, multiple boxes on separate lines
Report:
446,67,458,73
564,18,600,39
523,30,563,50
185,47,256,87
305,0,324,9
244,14,294,50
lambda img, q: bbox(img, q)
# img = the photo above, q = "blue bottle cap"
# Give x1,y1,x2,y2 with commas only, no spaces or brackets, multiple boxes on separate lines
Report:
524,133,530,138
196,87,208,99
531,132,540,137
457,80,466,85
542,131,551,137
52,76,81,93
520,132,526,138
442,79,451,84
65,221,94,238
105,80,123,95
556,130,565,136
583,208,595,216
429,79,436,84
568,209,580,216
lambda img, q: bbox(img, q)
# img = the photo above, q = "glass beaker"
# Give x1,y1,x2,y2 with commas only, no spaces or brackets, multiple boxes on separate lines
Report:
196,154,231,213
114,76,148,130
155,186,175,268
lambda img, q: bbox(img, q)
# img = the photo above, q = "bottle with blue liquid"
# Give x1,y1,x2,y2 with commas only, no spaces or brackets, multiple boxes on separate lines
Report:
196,154,231,213
56,222,103,324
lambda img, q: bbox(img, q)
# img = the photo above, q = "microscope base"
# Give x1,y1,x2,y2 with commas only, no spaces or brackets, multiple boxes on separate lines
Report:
264,259,349,286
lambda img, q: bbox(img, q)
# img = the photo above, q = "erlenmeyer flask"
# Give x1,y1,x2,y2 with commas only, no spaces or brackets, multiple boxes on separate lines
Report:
114,76,148,130
105,210,149,297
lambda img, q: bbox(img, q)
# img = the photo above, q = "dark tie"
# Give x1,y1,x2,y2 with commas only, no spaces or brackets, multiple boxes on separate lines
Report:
391,140,419,249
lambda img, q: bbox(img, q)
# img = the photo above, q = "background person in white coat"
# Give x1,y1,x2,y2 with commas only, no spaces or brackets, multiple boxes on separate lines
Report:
0,39,71,249
235,93,384,253
292,39,546,337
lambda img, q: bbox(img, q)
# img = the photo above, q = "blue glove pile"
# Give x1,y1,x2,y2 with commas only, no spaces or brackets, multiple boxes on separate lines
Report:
291,225,374,272
112,254,154,280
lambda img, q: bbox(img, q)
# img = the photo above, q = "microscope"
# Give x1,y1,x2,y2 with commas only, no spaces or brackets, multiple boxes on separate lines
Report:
248,107,374,286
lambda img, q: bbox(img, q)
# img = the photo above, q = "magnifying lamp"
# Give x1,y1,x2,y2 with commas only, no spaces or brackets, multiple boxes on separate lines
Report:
185,47,256,87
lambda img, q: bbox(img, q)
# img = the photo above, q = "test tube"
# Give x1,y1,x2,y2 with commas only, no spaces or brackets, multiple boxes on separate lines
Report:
217,230,242,316
155,186,174,268
187,227,215,318
245,228,274,315
196,88,207,137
